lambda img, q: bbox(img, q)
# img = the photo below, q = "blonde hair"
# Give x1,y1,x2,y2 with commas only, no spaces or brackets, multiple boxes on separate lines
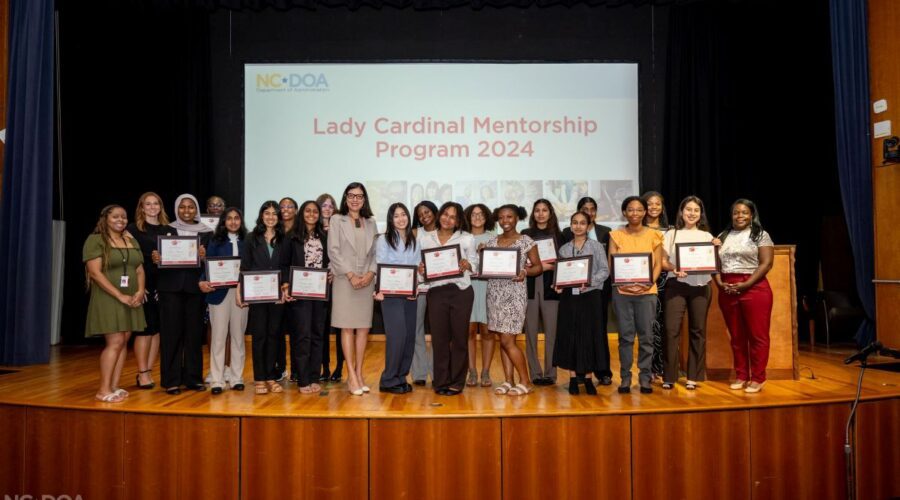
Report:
134,192,170,231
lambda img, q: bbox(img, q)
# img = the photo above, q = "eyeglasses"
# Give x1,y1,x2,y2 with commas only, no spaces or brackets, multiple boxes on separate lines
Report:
471,212,485,219
281,205,297,210
346,194,365,201
208,203,225,208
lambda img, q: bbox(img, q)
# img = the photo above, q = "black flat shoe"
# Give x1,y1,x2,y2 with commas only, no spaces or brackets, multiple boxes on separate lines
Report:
599,376,613,386
188,384,207,392
231,383,245,391
402,383,413,393
319,370,330,382
568,379,579,395
583,379,598,395
211,387,223,395
136,370,155,389
617,386,631,394
640,386,653,394
329,371,342,382
413,379,426,386
166,387,181,395
379,385,406,394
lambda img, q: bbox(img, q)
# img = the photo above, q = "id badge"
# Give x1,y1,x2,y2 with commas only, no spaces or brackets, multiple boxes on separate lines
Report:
120,276,130,288
572,287,580,296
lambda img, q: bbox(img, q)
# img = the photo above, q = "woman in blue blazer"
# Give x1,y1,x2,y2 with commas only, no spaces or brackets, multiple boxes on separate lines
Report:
199,207,249,394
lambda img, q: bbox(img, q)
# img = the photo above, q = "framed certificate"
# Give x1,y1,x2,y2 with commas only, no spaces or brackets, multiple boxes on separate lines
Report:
205,257,241,287
157,236,200,268
289,267,328,301
533,237,558,264
478,247,521,279
376,264,418,297
199,214,220,232
553,256,593,288
610,253,653,286
421,244,463,282
240,270,281,304
675,242,720,274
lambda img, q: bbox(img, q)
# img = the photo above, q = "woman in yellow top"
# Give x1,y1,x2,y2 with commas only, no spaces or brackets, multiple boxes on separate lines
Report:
608,196,663,394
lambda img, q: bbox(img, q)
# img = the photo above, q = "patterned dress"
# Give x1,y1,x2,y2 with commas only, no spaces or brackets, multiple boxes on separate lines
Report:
486,235,535,335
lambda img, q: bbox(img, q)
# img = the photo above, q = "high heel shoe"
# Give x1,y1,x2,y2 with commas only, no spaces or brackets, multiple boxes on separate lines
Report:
319,368,330,382
136,370,155,389
330,364,343,382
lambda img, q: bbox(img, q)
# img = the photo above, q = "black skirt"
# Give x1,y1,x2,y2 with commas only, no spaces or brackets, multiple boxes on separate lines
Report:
553,289,609,373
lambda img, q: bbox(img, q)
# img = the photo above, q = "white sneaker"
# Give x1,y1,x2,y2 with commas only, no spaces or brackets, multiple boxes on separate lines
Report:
744,381,766,393
729,380,747,390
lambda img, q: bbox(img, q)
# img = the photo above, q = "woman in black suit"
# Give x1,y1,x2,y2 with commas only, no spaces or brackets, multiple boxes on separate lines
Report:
152,194,212,395
240,201,287,395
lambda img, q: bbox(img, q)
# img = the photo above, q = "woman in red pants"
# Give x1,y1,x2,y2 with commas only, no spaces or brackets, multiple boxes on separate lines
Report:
714,199,774,393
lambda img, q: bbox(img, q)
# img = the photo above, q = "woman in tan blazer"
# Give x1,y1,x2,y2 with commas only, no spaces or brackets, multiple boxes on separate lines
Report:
327,182,378,395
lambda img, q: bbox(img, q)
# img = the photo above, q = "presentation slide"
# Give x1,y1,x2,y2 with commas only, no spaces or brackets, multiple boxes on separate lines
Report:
244,63,639,230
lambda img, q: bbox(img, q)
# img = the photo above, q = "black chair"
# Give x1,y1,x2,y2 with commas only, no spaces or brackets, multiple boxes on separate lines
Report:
816,290,865,346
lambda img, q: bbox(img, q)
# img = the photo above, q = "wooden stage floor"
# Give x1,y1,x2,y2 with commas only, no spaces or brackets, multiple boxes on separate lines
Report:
1,338,898,418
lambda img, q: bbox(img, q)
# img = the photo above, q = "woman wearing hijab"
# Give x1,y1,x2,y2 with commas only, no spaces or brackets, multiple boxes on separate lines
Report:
152,194,212,395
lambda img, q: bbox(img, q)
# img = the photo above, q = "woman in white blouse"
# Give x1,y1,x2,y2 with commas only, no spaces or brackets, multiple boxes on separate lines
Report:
713,199,774,394
659,196,715,391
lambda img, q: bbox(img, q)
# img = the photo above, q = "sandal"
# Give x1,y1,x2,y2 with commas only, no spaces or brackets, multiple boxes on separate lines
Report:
113,388,130,399
494,382,512,395
507,384,532,396
255,382,269,395
480,370,493,387
662,383,674,390
299,385,314,394
685,381,697,390
266,381,284,393
309,383,322,393
466,369,478,387
95,392,125,403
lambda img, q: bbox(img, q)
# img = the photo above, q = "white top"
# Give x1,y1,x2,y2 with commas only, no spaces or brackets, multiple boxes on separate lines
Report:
663,227,715,286
719,228,774,274
418,230,478,290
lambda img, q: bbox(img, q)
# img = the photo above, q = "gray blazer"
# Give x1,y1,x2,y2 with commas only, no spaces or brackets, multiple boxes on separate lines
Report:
327,214,378,277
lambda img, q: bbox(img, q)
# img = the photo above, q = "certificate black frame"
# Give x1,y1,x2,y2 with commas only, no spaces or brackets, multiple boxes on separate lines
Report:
675,242,721,275
375,264,418,297
610,252,653,286
421,244,463,282
240,270,282,304
289,267,329,301
478,247,521,279
553,255,593,288
156,235,201,269
205,256,241,287
533,236,558,264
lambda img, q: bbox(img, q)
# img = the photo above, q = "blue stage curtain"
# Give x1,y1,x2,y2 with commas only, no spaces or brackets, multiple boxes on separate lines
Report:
0,0,55,365
829,0,876,346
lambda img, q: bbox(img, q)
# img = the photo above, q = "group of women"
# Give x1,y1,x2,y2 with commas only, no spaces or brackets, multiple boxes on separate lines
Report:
83,183,775,403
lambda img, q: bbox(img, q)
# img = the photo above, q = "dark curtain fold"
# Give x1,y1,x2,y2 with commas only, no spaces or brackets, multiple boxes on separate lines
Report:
0,0,55,364
829,0,875,346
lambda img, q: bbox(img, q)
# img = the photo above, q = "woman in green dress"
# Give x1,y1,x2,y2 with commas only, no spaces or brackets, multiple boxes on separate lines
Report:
83,205,147,402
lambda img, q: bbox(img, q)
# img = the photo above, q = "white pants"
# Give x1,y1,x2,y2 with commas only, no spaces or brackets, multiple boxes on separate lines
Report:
208,288,248,388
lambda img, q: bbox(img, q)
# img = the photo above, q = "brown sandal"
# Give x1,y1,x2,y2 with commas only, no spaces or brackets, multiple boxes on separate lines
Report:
266,380,284,393
254,382,269,395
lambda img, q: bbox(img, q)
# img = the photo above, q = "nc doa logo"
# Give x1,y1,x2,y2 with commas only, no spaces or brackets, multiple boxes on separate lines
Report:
256,73,329,91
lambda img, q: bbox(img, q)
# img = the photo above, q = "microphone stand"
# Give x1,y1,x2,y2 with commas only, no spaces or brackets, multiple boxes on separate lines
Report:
843,343,898,500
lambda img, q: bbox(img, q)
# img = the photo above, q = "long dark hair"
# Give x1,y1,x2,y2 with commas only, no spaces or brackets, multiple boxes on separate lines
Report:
384,203,416,251
338,182,374,218
674,196,710,232
252,200,284,245
528,198,562,240
641,191,669,228
464,203,495,232
719,198,765,242
213,207,247,242
437,201,468,233
290,200,326,243
412,200,439,229
576,196,597,212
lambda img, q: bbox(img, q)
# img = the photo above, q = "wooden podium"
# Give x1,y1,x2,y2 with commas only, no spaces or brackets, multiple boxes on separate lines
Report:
683,245,799,380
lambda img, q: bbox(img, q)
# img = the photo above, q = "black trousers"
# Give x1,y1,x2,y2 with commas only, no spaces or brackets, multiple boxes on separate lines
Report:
158,291,205,389
593,284,613,379
427,285,474,391
248,303,284,382
289,300,326,386
276,311,289,377
321,301,344,373
380,297,418,388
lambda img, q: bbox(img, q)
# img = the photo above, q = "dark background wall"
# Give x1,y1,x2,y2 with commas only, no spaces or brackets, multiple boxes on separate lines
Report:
56,0,845,344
